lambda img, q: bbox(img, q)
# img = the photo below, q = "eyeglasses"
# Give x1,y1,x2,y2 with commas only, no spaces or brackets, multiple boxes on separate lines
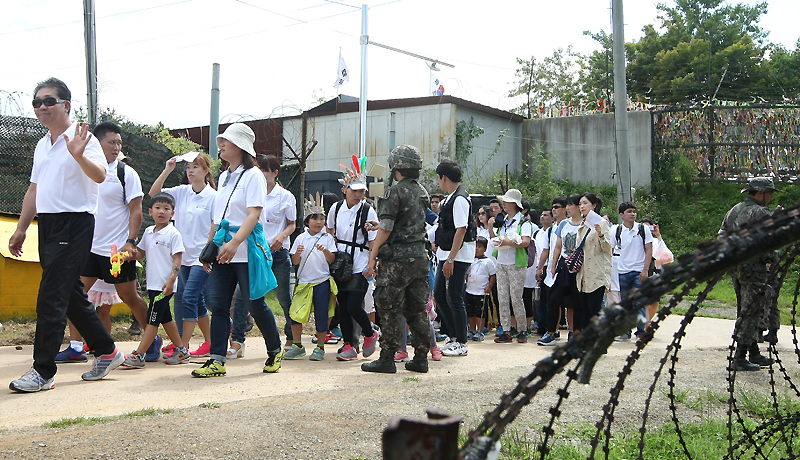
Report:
552,205,564,209
477,212,486,215
32,97,67,108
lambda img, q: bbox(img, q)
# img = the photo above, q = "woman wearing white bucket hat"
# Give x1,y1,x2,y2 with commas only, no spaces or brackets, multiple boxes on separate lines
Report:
192,123,284,377
490,189,534,344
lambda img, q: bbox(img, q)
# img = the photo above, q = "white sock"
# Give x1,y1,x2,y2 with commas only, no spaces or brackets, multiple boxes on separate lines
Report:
70,340,84,352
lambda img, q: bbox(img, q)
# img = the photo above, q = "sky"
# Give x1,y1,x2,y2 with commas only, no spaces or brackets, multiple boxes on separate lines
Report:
1,0,796,130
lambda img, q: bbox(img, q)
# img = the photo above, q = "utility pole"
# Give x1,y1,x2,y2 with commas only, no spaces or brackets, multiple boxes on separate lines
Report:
210,63,220,158
612,0,632,209
359,4,368,160
83,0,98,126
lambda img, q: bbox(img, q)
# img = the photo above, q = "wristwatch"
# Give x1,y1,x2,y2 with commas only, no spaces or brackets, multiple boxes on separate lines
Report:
446,257,455,264
126,238,137,245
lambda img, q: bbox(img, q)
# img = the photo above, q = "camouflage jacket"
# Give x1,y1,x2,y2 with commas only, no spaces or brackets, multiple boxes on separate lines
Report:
719,196,777,283
376,178,429,259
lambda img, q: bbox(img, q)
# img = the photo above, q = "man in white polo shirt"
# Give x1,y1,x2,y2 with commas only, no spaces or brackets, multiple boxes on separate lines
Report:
7,78,124,393
612,201,653,341
57,121,153,363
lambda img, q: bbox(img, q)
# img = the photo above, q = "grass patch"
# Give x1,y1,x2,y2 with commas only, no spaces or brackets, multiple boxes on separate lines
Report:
402,376,421,382
199,401,220,409
43,407,174,429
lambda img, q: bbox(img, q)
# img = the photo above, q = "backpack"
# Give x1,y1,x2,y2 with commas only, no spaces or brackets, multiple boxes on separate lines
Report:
527,230,538,268
117,161,127,203
615,223,657,276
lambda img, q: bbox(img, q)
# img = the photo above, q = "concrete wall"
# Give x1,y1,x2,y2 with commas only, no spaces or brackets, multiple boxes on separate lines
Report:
522,111,651,188
455,107,522,178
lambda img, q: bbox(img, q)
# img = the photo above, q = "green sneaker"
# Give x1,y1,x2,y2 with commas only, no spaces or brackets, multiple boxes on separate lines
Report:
263,349,284,373
309,347,325,361
284,344,306,360
191,359,226,378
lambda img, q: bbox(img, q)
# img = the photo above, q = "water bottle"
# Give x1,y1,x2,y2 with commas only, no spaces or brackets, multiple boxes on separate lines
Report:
362,268,376,291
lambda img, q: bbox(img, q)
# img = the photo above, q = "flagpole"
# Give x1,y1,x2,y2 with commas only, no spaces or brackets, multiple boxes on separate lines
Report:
336,48,341,97
359,4,368,160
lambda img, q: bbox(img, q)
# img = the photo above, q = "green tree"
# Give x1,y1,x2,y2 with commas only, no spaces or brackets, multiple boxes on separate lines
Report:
582,30,614,101
764,39,800,100
509,46,586,116
623,0,770,103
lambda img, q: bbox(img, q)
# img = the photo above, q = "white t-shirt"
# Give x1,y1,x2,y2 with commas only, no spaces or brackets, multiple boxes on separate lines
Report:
544,223,560,288
30,122,106,214
555,219,583,260
435,194,477,263
495,212,534,266
611,253,620,292
138,224,185,291
290,230,337,284
260,183,297,251
161,184,216,266
534,227,550,270
91,160,144,257
466,256,496,295
612,222,654,273
326,200,377,273
213,166,267,263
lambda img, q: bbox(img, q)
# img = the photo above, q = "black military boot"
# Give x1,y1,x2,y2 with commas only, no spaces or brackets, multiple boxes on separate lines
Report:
764,329,779,345
731,344,760,371
361,357,396,374
405,357,429,373
748,344,775,367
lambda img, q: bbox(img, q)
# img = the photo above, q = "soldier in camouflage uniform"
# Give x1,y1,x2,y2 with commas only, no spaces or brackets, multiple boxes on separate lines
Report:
361,145,433,373
719,177,781,371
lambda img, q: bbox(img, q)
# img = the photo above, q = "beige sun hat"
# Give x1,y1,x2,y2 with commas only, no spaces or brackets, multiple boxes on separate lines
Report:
217,123,256,157
497,188,523,209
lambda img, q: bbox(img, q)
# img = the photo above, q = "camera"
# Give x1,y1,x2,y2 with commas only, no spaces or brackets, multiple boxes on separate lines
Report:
493,213,505,229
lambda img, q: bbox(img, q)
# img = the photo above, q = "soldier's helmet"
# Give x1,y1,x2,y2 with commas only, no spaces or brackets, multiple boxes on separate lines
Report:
741,177,781,194
388,145,423,171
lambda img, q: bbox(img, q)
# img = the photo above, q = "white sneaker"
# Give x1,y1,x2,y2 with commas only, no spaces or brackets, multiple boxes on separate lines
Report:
442,342,468,357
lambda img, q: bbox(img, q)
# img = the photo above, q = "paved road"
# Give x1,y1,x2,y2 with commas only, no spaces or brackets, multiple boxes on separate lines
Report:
0,316,793,430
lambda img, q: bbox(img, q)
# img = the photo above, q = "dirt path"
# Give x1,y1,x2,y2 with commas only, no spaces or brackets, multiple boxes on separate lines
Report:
0,316,796,459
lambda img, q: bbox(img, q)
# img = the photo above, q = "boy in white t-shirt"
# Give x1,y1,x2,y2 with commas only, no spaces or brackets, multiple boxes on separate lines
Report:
123,193,186,368
464,237,496,341
285,195,337,361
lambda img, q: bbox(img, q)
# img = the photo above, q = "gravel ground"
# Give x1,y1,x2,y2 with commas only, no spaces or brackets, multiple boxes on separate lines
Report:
1,334,796,460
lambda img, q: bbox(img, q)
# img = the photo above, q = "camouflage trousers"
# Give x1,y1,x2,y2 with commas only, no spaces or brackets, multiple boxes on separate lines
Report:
374,257,432,361
731,274,767,345
759,283,781,333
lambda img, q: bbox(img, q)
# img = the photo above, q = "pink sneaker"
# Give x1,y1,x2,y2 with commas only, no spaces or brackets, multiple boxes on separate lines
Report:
363,334,378,358
336,344,358,361
190,341,211,357
394,350,409,362
162,343,175,353
430,346,442,361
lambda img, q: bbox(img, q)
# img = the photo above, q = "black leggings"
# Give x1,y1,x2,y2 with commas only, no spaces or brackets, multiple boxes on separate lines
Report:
337,289,374,346
546,266,580,332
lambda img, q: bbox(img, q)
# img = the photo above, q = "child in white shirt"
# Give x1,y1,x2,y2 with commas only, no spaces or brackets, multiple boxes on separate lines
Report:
123,193,186,368
465,237,496,341
285,196,337,361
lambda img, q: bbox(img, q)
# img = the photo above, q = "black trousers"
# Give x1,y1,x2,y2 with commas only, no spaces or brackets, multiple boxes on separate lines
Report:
34,213,115,379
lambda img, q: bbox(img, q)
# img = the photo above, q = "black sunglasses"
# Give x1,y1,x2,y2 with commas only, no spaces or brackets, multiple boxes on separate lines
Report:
32,97,67,109
552,205,564,209
477,211,486,215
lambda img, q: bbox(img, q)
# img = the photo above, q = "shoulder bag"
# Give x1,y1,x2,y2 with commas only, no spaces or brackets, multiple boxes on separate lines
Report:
198,170,244,265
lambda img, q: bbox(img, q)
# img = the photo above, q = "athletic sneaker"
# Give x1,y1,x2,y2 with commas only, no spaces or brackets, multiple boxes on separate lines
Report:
190,341,211,357
494,332,513,343
471,332,485,342
442,342,468,357
330,327,343,338
467,330,474,341
336,344,358,361
122,351,146,369
263,349,284,373
192,359,226,378
55,346,88,363
146,336,163,362
284,344,307,360
394,350,409,362
517,332,528,343
363,334,378,358
128,319,142,335
161,343,175,353
325,332,341,344
495,326,504,337
82,348,125,381
9,367,55,393
165,347,190,365
537,332,557,346
430,346,443,361
614,332,632,342
309,347,325,361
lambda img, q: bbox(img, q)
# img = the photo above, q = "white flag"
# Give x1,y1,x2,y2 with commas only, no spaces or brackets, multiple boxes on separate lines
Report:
430,72,444,96
333,53,350,88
